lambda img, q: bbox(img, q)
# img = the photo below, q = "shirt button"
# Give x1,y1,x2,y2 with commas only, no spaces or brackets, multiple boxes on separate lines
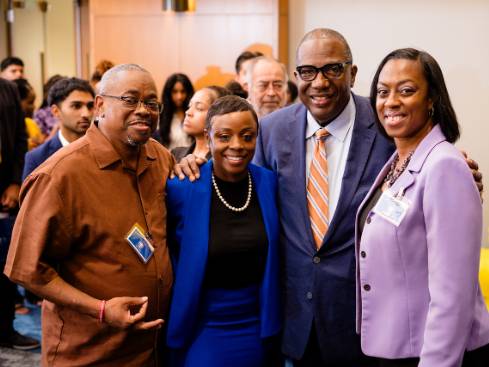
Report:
306,292,313,300
366,216,372,224
363,284,371,291
360,251,366,258
313,256,320,264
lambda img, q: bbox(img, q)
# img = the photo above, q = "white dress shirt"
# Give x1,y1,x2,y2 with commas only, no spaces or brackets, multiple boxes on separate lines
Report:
58,129,70,147
305,94,356,221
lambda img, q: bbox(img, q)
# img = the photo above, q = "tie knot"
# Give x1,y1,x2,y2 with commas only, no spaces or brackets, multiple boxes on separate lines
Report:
315,128,329,140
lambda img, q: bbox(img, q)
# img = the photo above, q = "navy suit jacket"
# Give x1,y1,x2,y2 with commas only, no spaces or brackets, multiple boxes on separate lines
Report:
253,94,395,363
22,134,62,180
165,161,281,349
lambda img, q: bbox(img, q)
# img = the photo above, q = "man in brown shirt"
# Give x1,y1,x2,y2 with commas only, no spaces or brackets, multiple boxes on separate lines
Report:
5,64,174,366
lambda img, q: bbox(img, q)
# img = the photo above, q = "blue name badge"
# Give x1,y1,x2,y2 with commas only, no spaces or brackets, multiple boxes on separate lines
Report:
372,190,409,227
126,224,154,264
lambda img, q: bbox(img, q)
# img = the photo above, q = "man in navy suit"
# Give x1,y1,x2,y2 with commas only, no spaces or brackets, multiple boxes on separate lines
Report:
23,77,94,179
253,28,394,367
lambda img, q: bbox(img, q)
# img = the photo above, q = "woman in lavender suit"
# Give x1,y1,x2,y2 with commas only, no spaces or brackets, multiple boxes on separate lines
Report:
355,48,489,367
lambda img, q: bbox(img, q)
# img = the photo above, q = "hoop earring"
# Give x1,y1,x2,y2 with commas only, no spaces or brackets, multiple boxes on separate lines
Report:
428,106,434,118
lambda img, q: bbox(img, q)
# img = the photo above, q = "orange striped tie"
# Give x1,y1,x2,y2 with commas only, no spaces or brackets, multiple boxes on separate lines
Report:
307,129,329,249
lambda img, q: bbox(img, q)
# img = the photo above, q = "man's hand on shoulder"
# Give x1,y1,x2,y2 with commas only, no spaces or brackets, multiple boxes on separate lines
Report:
461,150,483,199
171,154,207,182
104,296,164,330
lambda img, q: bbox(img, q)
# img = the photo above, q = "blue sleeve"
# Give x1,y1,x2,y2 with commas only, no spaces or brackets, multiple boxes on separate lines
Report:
22,151,38,181
166,177,189,267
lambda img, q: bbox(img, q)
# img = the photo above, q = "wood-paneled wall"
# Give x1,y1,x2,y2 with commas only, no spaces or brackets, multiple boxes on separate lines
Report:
81,0,288,93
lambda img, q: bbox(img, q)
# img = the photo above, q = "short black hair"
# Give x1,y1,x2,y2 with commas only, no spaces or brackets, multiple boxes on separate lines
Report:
369,48,459,143
235,51,263,74
224,80,248,99
12,78,32,100
1,56,24,71
47,77,95,106
206,95,258,131
287,80,298,102
40,74,66,108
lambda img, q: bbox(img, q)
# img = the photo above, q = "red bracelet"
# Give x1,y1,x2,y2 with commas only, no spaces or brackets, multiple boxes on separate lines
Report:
98,300,106,323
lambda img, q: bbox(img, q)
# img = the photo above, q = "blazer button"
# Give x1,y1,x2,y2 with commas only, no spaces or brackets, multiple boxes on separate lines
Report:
363,284,371,291
366,216,372,224
306,291,313,300
313,256,320,264
360,251,366,258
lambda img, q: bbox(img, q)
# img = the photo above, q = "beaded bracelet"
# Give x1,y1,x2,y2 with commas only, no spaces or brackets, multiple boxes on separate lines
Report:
98,300,106,323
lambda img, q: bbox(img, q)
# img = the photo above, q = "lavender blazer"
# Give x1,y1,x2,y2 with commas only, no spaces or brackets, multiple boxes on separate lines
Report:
355,124,489,366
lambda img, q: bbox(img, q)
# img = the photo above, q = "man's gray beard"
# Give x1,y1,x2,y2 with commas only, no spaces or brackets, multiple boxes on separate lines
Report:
127,136,146,147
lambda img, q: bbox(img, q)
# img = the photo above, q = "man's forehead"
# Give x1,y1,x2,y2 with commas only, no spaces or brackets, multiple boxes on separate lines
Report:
106,70,156,94
297,36,346,64
253,61,285,80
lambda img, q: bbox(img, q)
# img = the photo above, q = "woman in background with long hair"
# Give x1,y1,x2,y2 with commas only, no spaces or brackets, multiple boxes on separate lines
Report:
159,73,194,149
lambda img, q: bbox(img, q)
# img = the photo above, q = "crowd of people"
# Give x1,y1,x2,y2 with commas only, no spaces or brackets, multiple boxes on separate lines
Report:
0,27,488,367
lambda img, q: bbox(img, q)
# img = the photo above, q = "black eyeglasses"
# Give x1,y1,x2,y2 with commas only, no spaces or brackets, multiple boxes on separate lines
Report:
296,61,352,81
101,94,163,113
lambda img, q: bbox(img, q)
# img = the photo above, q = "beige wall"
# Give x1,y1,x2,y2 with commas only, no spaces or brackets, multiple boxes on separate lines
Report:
2,0,75,105
289,0,489,246
84,0,282,94
0,1,7,58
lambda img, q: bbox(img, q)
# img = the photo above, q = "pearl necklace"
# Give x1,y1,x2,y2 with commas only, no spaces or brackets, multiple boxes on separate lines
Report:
212,172,252,212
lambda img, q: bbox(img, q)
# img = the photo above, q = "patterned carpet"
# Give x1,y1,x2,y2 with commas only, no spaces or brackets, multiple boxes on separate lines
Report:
0,300,41,367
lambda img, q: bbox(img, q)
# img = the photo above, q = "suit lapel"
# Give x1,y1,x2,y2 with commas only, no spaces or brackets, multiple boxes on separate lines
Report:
287,105,316,245
48,135,62,156
322,95,376,247
178,162,212,288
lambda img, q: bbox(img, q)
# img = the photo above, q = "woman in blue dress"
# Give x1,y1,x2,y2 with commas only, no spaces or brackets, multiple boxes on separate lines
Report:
166,95,281,367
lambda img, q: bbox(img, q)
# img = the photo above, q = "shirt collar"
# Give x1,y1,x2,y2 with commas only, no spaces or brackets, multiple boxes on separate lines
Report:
305,93,355,141
57,129,70,147
86,122,157,170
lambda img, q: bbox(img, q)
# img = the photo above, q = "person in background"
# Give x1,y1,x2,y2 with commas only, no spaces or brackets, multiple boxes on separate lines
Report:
356,47,489,367
5,64,174,366
166,95,280,367
23,77,95,179
0,57,24,81
234,51,263,91
286,80,298,106
33,74,65,136
159,73,194,149
246,56,288,118
90,59,115,92
0,78,39,350
171,86,230,162
225,80,248,99
13,78,45,150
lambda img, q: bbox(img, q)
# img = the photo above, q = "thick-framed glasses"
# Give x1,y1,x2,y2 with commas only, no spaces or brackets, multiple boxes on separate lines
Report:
296,61,352,81
101,94,163,113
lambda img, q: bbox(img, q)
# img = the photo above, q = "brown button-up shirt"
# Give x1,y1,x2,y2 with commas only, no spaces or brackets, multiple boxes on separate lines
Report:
5,124,174,366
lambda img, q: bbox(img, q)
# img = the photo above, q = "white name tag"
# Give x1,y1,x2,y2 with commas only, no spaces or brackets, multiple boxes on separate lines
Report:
372,189,409,227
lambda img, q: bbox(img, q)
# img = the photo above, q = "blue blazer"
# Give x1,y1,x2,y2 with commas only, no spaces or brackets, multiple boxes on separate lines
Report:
253,94,395,362
23,134,62,180
165,161,281,349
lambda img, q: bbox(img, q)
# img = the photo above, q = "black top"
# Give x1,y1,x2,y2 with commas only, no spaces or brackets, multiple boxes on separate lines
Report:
171,142,212,163
205,174,268,289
